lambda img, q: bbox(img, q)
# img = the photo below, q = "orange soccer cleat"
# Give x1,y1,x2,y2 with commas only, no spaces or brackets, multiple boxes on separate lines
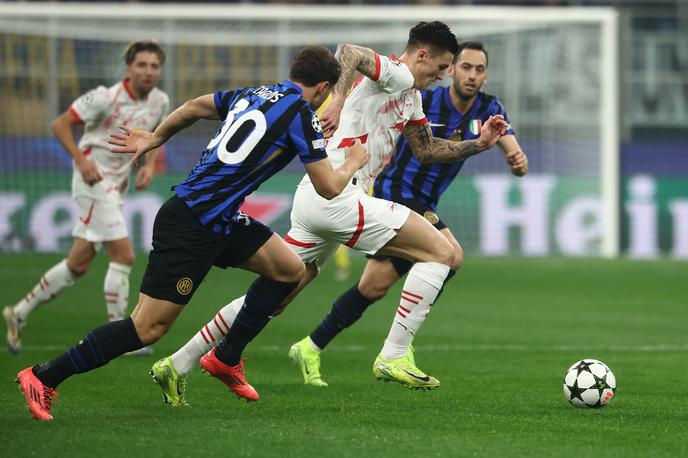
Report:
16,367,59,420
199,348,259,402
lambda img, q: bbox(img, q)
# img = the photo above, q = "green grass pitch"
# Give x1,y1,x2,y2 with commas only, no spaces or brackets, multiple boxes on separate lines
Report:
1,254,686,457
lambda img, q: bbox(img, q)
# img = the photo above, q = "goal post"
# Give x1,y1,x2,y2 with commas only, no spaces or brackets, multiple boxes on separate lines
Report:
0,3,619,257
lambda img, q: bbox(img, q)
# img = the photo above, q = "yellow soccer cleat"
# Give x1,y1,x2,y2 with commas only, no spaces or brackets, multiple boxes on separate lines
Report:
150,357,188,406
373,350,440,390
288,337,328,387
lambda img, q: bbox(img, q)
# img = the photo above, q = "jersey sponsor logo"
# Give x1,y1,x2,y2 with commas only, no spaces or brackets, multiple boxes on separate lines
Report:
176,277,193,295
423,210,439,225
311,113,323,133
252,86,285,103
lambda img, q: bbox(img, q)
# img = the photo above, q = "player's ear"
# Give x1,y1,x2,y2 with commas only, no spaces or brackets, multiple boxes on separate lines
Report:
417,49,428,62
316,81,330,96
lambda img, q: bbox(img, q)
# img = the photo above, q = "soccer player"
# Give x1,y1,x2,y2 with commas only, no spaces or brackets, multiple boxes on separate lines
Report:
291,40,529,387
3,40,169,356
151,22,511,406
15,46,368,420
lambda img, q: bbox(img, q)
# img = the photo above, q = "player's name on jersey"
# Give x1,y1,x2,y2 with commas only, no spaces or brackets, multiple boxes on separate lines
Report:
252,86,285,103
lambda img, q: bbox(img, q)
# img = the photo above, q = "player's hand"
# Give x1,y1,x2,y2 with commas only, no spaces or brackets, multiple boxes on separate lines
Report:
77,159,103,186
477,115,508,150
108,125,157,165
135,165,154,190
319,97,344,138
346,139,369,169
506,149,528,176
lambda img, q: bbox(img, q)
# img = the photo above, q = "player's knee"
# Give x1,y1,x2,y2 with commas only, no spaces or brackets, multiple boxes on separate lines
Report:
429,238,454,266
451,245,463,271
275,258,306,284
135,322,170,346
66,260,89,277
358,278,392,301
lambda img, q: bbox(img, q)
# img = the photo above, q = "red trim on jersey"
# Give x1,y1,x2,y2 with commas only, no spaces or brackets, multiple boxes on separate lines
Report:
122,78,137,101
345,201,365,248
80,202,95,225
406,117,428,126
351,74,366,91
372,53,381,81
82,147,92,158
390,54,401,62
336,133,369,149
284,235,317,248
68,106,83,124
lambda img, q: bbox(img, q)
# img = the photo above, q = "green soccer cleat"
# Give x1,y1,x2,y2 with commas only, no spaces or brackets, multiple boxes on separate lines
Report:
288,337,328,387
150,357,188,406
373,350,440,390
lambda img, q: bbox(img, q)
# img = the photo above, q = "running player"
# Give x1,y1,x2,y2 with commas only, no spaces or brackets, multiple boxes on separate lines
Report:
291,40,529,387
15,46,367,420
151,22,510,407
3,40,169,355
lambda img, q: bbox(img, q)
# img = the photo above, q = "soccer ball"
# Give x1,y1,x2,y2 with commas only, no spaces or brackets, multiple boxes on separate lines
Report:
563,359,616,408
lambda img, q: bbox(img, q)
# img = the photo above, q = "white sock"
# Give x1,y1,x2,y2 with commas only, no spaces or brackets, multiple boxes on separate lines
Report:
13,259,76,323
104,262,132,321
171,295,245,376
380,262,450,360
308,336,322,352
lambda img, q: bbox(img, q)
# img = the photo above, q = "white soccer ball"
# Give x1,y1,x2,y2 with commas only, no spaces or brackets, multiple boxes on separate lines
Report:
563,359,616,408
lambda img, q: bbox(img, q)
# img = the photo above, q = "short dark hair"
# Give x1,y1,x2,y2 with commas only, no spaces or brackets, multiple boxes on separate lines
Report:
289,46,341,87
406,21,459,56
124,40,165,66
454,41,489,67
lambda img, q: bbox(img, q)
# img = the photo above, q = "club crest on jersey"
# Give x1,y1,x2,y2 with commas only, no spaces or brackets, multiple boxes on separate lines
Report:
311,113,323,133
469,119,482,136
176,277,193,295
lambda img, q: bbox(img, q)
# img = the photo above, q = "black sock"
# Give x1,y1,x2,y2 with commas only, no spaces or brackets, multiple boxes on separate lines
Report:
215,276,299,366
33,318,143,388
434,268,457,302
310,284,374,350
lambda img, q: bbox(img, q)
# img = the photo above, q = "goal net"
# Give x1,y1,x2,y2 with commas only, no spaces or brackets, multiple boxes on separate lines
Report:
0,3,619,256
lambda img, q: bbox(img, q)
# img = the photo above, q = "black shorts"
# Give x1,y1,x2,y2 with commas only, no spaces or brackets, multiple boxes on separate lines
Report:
392,196,447,230
140,195,274,305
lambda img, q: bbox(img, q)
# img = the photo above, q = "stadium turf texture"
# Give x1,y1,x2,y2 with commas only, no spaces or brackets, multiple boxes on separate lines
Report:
1,254,686,457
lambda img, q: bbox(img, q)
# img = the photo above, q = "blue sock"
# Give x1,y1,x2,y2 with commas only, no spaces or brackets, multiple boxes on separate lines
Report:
215,276,299,366
310,284,374,350
33,318,143,388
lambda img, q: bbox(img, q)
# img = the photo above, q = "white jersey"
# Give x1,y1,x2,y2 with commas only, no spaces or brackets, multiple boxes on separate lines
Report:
302,54,427,193
69,79,169,202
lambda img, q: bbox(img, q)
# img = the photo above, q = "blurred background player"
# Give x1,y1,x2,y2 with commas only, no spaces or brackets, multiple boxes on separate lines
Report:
291,40,529,386
3,40,169,355
150,22,511,406
15,46,368,420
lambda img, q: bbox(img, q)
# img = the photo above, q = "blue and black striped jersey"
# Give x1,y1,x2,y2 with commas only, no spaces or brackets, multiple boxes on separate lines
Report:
373,88,513,211
174,80,328,234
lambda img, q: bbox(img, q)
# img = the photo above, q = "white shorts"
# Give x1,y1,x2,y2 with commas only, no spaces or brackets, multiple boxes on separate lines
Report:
286,182,410,270
72,196,128,243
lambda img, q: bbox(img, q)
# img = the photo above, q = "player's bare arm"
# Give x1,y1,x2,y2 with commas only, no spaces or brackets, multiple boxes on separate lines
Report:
109,94,217,163
497,134,529,176
319,44,379,135
404,115,508,163
52,111,103,186
304,139,369,200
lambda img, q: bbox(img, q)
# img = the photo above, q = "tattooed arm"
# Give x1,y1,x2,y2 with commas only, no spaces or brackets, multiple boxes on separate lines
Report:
319,44,379,135
404,115,509,163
